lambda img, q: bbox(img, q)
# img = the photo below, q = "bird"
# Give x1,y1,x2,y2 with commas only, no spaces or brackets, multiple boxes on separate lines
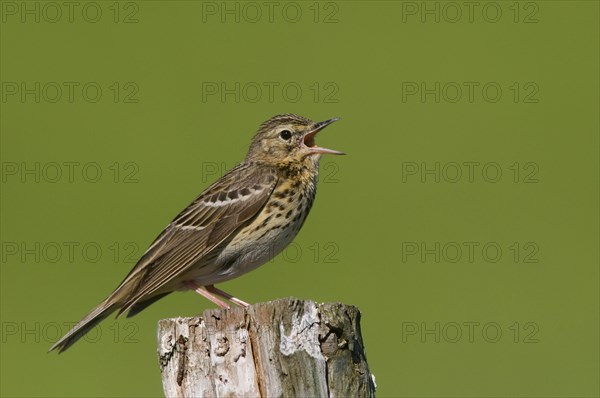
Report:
49,114,344,353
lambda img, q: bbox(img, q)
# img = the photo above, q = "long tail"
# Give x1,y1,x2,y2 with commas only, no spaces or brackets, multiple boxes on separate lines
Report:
49,299,119,353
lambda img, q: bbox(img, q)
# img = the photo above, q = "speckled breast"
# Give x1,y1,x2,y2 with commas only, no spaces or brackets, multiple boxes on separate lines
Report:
199,176,317,284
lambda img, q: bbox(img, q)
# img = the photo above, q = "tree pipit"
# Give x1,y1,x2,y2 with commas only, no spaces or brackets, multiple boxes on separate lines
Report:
50,114,343,352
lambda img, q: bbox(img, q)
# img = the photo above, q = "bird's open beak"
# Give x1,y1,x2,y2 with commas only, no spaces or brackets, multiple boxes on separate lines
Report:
303,117,345,155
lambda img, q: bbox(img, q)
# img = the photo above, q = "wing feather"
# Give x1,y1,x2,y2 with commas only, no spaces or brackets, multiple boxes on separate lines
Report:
115,163,277,314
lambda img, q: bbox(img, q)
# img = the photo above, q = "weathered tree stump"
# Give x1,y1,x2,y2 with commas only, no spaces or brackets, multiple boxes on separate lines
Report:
157,297,376,397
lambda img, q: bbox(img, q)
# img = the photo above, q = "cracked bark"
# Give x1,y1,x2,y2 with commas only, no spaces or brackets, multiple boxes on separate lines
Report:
157,297,376,397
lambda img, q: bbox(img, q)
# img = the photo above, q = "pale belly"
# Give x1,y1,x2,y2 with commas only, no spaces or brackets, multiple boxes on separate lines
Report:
213,220,302,282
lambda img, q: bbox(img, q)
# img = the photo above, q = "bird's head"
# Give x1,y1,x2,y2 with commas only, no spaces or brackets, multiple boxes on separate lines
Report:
246,114,344,168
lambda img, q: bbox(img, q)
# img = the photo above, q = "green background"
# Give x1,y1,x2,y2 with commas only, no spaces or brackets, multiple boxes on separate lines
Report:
1,1,598,397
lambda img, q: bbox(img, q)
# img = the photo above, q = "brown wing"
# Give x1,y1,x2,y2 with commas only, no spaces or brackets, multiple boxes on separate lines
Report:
115,162,278,314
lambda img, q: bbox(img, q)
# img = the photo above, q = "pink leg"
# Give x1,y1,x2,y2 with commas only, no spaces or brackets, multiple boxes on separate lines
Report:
206,285,250,308
184,281,230,309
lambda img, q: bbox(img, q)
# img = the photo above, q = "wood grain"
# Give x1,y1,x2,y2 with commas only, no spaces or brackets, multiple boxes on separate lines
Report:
158,297,376,397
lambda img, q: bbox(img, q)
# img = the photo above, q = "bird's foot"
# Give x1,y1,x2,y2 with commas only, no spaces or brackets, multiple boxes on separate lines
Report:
184,281,231,309
205,285,250,307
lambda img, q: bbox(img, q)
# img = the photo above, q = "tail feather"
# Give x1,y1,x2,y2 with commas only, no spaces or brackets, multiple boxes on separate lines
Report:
125,291,172,318
49,300,118,353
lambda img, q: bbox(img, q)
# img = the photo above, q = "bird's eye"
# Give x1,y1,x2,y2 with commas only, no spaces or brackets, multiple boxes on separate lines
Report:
279,130,292,140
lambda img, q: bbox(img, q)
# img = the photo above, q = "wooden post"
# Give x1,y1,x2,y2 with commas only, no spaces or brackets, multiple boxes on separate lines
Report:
157,297,376,397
